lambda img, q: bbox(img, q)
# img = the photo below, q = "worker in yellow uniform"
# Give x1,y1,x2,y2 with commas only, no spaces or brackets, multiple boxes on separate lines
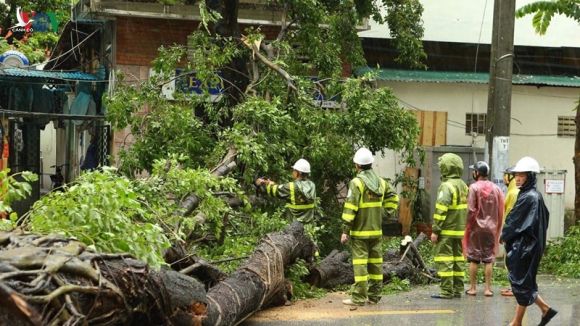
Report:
504,166,519,217
430,153,468,299
501,166,519,297
255,159,316,223
340,147,399,306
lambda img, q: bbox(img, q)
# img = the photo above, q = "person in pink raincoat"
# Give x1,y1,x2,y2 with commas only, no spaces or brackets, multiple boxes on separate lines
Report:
463,161,505,297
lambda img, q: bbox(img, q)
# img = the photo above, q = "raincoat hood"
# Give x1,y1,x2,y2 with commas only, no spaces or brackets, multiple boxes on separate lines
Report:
357,169,384,196
296,179,316,200
519,172,537,192
438,153,464,180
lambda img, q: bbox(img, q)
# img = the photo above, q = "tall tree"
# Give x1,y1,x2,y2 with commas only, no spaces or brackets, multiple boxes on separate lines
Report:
516,0,580,222
105,0,426,252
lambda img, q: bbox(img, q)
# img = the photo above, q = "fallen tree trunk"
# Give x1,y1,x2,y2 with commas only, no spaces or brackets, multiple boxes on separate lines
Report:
307,233,431,288
1,221,316,326
203,221,316,326
0,231,207,326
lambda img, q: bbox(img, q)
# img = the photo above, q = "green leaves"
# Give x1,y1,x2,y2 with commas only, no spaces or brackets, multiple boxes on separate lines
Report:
541,225,580,278
383,0,427,69
0,169,38,230
516,0,580,35
22,160,244,269
25,168,171,269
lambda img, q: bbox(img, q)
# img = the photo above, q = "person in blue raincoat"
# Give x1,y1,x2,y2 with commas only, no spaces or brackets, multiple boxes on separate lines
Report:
500,157,557,326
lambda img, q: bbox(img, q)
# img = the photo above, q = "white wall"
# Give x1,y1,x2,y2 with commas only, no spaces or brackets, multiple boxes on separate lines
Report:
359,0,580,47
373,81,578,208
39,122,56,192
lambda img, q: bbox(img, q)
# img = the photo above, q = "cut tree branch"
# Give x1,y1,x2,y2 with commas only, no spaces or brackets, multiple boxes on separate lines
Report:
242,36,297,92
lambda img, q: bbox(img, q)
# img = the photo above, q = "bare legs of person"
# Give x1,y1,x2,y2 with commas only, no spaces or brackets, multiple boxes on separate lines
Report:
466,262,493,296
466,262,477,295
483,262,493,296
508,295,557,326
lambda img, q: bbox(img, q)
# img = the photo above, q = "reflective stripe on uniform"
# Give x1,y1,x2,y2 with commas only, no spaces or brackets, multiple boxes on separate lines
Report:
453,271,465,277
353,178,364,194
354,275,369,282
434,255,465,262
368,257,383,264
443,181,466,210
286,203,315,210
286,182,313,210
344,203,358,211
433,214,446,221
437,271,454,277
441,230,465,236
434,256,454,262
342,213,355,222
352,259,368,265
360,202,382,208
449,204,467,210
384,203,398,209
350,230,382,237
272,185,278,196
289,182,296,204
436,204,448,212
266,184,273,196
368,274,383,280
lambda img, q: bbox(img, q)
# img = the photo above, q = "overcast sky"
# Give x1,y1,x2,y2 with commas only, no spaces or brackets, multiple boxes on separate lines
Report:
359,0,580,47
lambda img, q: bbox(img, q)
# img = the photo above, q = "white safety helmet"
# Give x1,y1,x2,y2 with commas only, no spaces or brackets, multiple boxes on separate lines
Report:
292,158,311,173
353,147,374,165
512,156,540,173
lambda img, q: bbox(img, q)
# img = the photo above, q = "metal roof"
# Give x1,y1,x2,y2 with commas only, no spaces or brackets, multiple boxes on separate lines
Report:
355,67,580,88
0,68,99,81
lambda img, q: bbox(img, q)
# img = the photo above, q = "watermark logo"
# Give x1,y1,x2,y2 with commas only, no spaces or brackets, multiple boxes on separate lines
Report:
9,7,59,33
10,7,33,32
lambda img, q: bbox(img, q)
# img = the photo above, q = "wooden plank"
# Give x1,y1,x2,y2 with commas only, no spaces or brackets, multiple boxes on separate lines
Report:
434,111,447,145
398,167,419,235
414,111,424,145
413,110,447,146
422,111,434,146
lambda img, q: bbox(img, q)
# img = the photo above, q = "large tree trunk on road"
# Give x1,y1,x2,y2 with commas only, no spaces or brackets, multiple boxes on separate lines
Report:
203,221,316,326
307,233,431,288
0,231,207,326
1,221,316,326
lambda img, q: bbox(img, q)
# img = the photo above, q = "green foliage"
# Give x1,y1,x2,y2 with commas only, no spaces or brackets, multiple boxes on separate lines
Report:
490,265,510,287
383,0,427,69
11,32,59,64
103,0,424,266
541,225,580,278
0,0,70,64
25,167,171,268
516,0,580,35
22,159,243,269
0,169,38,230
381,276,411,294
287,259,327,300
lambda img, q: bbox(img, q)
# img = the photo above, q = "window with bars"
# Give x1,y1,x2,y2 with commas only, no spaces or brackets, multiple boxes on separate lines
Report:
465,113,487,135
557,116,576,137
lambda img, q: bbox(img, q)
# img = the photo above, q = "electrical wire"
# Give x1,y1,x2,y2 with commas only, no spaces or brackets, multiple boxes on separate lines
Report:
0,29,99,72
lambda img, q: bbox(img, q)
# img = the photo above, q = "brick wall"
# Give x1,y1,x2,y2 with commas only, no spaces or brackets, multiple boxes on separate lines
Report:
115,17,284,66
116,17,199,66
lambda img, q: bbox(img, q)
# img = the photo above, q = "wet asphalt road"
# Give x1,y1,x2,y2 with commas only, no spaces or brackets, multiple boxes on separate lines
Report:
243,275,580,326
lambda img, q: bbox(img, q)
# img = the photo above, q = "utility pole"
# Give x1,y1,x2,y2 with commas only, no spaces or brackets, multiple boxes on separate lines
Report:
486,0,516,188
